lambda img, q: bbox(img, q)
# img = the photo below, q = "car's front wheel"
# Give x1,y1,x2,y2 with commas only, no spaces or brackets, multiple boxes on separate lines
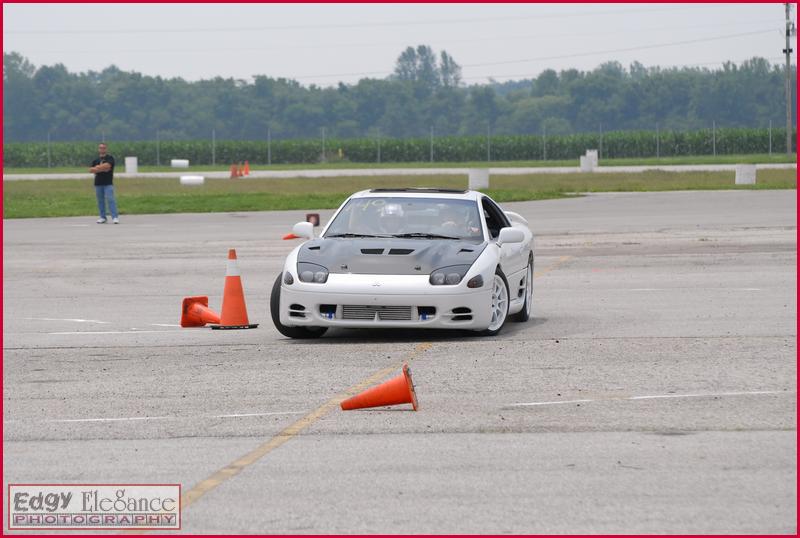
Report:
269,274,327,339
477,268,510,337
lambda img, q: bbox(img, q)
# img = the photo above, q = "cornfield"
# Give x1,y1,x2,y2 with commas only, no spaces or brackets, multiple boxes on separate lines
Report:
3,128,796,167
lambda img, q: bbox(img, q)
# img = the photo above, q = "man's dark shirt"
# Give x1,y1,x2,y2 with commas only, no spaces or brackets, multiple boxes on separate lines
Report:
91,154,115,186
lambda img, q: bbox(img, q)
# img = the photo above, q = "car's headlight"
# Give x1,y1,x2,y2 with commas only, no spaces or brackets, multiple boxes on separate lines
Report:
297,262,329,283
429,264,472,286
284,271,294,285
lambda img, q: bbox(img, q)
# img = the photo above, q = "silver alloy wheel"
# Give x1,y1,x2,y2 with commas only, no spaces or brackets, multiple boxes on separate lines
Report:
524,262,533,317
488,274,509,331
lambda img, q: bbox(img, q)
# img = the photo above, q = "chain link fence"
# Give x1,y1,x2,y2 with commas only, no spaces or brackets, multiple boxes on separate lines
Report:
4,123,797,168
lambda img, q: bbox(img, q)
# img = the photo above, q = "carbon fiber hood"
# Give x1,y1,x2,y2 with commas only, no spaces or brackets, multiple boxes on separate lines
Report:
297,238,488,275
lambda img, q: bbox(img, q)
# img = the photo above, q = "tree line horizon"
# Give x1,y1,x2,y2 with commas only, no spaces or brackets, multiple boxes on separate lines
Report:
3,46,797,144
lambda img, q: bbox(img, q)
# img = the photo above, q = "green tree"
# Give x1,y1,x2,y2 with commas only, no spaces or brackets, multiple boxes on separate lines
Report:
2,51,795,143
439,51,462,88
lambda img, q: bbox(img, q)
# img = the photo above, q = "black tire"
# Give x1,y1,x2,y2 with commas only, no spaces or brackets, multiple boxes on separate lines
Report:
511,254,534,322
477,267,510,337
270,274,327,339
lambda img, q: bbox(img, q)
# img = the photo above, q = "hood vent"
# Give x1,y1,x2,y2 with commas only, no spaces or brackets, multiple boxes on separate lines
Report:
308,246,321,250
360,248,384,255
388,248,414,255
459,248,474,253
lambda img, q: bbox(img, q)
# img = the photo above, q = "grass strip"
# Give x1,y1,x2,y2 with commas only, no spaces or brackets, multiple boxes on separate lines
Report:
3,169,796,219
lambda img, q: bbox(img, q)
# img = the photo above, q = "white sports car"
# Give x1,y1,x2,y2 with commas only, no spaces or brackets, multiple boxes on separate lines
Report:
270,188,534,338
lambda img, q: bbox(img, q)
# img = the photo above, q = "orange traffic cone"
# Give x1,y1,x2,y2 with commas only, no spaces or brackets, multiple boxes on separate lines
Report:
341,364,418,411
181,296,221,327
210,249,259,330
243,160,250,176
282,233,300,240
229,164,238,179
237,163,244,177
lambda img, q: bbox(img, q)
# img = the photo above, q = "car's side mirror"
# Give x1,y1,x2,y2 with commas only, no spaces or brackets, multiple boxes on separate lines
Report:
497,227,524,246
292,221,314,240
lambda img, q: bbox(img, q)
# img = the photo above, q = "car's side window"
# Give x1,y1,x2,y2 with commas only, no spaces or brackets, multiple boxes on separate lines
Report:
481,197,511,239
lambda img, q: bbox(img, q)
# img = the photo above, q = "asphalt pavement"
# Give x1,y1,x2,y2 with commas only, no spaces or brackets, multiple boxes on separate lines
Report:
3,190,796,533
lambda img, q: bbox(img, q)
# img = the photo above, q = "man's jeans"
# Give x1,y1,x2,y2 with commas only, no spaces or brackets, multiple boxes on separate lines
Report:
95,185,118,219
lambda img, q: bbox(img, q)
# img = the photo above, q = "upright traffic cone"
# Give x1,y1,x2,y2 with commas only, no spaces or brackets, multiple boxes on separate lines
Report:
180,296,221,327
229,164,238,179
341,364,418,411
243,160,250,176
237,163,244,177
210,249,259,330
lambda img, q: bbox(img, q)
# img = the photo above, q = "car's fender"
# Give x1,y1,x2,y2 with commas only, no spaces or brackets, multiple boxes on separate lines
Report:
281,244,304,278
465,242,502,284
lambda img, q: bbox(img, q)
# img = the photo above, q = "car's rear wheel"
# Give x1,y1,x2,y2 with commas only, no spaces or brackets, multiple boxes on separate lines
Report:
270,274,327,339
511,255,533,322
477,268,510,337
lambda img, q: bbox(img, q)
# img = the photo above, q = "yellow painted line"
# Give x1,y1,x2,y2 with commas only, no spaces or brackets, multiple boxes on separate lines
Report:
123,342,432,535
534,255,572,279
181,342,432,511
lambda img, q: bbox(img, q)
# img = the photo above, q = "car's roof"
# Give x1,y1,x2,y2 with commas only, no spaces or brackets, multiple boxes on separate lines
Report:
350,188,483,201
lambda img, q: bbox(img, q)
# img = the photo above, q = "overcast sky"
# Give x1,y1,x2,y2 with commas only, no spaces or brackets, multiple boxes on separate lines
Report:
3,3,796,86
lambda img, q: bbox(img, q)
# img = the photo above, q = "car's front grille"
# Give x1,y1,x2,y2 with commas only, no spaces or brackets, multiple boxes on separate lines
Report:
341,305,414,321
377,306,414,320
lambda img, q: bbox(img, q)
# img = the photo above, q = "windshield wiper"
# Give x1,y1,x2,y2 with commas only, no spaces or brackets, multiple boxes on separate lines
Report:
390,233,461,240
325,233,392,238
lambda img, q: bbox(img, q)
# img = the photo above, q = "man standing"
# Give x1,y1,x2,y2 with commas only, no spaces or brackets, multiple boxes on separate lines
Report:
90,142,119,224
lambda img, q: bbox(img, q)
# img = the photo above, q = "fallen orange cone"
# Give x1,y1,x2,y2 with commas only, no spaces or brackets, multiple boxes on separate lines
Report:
341,364,418,411
181,296,221,327
211,249,259,330
282,233,300,240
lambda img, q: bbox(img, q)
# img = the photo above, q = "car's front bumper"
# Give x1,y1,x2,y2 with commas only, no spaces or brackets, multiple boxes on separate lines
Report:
278,274,492,330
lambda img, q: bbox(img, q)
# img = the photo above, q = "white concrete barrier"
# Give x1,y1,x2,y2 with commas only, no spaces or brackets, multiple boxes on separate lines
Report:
171,159,190,168
468,168,490,190
580,156,594,172
735,164,756,185
124,156,138,174
179,175,204,186
586,149,598,168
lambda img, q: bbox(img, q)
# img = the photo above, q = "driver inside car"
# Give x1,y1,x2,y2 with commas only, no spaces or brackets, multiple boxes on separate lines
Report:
437,205,481,238
378,202,406,234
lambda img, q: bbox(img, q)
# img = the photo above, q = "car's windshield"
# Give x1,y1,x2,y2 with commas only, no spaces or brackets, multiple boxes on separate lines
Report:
324,197,484,241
